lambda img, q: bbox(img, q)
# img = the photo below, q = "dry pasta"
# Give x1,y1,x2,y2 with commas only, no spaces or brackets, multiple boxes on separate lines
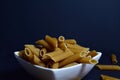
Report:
87,50,98,57
96,65,120,70
25,44,40,57
45,35,58,48
111,54,118,64
59,53,83,67
18,35,99,69
101,74,120,80
51,62,59,69
65,39,77,44
35,39,52,51
58,36,65,42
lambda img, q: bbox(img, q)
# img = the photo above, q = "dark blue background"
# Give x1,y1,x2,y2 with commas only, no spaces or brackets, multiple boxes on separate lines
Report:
0,0,120,80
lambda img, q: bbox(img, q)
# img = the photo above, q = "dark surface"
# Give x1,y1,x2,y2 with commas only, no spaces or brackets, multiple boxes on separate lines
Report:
0,0,120,80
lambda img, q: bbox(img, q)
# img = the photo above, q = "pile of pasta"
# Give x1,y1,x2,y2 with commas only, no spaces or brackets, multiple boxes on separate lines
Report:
18,35,98,69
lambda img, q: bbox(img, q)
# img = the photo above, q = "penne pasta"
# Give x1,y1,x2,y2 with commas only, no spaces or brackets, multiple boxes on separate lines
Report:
35,39,52,51
59,53,82,67
63,62,79,68
58,36,65,42
66,43,89,54
39,48,47,57
50,48,74,62
51,62,59,69
24,48,34,62
43,48,63,60
18,50,25,58
101,74,120,80
33,54,45,67
45,35,58,48
111,54,118,64
65,39,77,44
58,42,67,50
80,51,89,57
87,50,98,57
24,44,40,57
96,65,120,70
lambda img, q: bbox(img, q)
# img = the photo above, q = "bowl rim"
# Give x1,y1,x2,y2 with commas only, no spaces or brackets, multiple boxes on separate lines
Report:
14,51,102,71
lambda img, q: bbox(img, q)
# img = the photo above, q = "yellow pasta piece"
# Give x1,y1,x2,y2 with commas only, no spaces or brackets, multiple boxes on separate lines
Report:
35,39,52,51
66,43,89,54
101,74,120,80
51,48,74,62
58,36,65,42
65,39,77,44
45,35,58,48
33,54,46,67
80,51,89,57
43,48,63,59
111,54,118,64
51,62,59,69
58,42,67,50
24,48,34,62
24,44,40,57
87,50,98,57
63,62,79,68
39,48,47,57
18,50,25,58
96,65,120,70
59,53,82,67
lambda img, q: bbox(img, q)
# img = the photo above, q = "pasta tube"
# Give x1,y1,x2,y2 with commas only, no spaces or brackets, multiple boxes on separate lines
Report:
58,36,65,42
111,54,118,64
63,62,79,68
101,74,120,80
33,55,46,67
35,39,52,51
87,50,98,57
66,43,89,54
59,53,81,67
50,48,74,62
24,44,40,57
39,48,47,57
45,35,58,48
58,42,67,50
24,48,34,62
51,62,59,69
96,65,120,70
65,39,77,44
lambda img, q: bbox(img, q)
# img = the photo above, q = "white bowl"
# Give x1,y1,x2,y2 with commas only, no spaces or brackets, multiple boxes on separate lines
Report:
14,51,102,80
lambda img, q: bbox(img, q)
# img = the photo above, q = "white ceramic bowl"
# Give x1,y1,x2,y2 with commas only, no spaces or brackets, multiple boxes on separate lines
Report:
14,51,102,80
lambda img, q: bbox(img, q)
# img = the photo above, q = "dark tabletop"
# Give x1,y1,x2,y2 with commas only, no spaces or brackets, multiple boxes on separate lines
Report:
0,0,120,80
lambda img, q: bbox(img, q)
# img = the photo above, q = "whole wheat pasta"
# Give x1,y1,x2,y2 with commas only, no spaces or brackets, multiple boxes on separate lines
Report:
45,35,58,48
101,74,120,80
96,65,120,70
65,39,77,44
111,54,118,64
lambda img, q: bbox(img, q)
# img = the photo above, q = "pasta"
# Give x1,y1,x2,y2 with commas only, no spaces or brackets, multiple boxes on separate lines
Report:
51,62,59,69
35,39,52,51
45,35,58,48
18,35,99,69
59,53,83,67
111,54,118,64
96,65,120,70
25,44,40,57
87,50,98,57
63,62,79,68
64,39,77,44
101,74,120,80
58,36,65,42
